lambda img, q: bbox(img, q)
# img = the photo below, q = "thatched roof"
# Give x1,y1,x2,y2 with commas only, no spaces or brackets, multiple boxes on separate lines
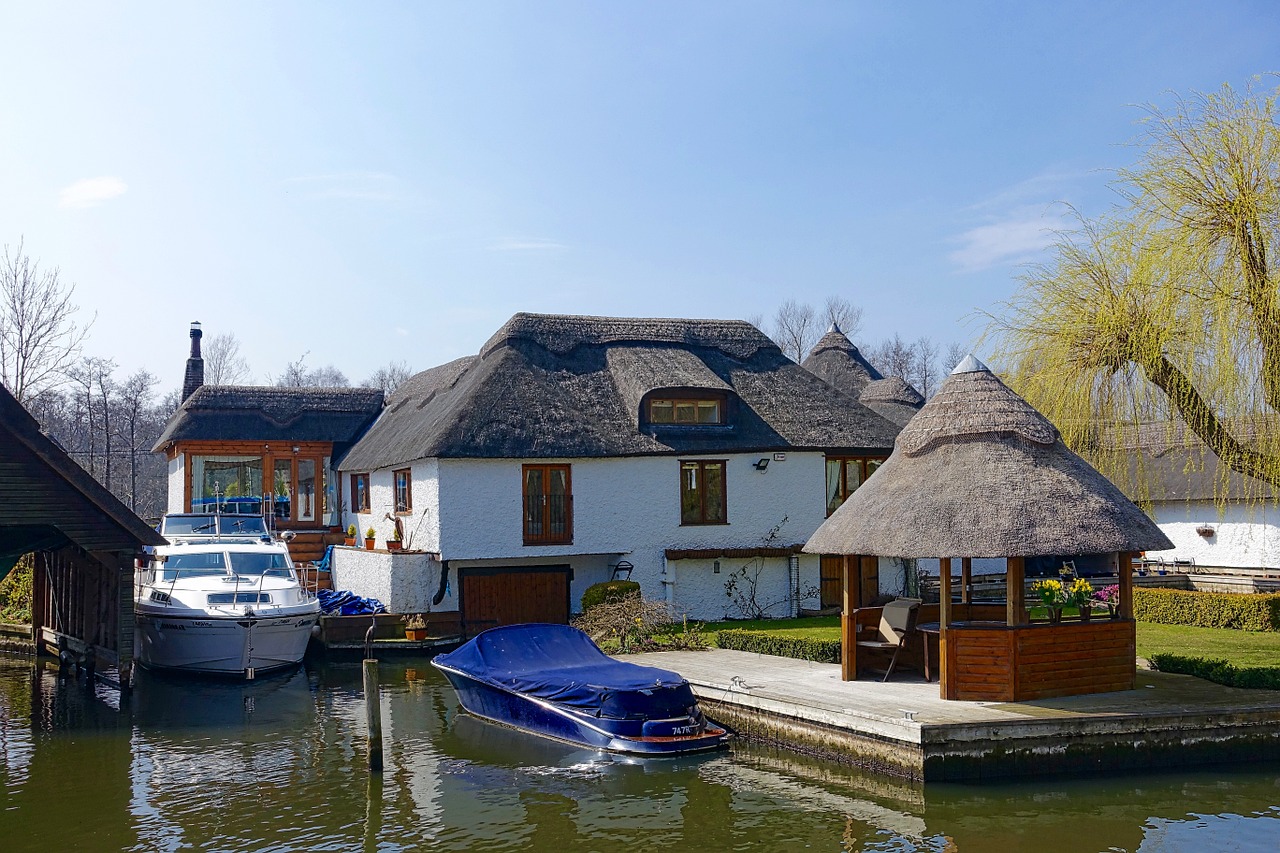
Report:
859,377,924,428
153,386,385,452
804,355,1173,558
800,324,883,397
340,312,902,470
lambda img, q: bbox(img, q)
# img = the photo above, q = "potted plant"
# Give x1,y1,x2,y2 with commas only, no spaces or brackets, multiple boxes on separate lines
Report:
1094,584,1120,619
1067,578,1094,620
1030,579,1066,623
387,527,403,552
344,524,357,547
403,613,427,641
364,527,376,550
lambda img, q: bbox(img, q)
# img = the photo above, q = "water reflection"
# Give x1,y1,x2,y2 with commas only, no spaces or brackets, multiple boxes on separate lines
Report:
0,653,1278,851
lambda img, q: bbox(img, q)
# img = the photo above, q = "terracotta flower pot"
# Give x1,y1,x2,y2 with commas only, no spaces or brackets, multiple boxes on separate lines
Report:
387,540,402,552
364,538,375,550
405,627,427,641
344,537,356,547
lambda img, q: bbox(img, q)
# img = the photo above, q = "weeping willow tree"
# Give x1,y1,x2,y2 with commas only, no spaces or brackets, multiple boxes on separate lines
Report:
989,79,1280,504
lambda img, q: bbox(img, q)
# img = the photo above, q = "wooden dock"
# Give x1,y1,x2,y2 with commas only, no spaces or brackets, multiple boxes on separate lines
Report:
628,648,1280,782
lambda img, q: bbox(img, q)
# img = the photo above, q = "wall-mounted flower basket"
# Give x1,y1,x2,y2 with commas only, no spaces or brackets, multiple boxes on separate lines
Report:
1196,525,1215,538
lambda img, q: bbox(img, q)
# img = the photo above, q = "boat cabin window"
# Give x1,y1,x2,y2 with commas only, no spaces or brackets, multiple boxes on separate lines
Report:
161,516,267,537
161,552,227,581
227,552,292,578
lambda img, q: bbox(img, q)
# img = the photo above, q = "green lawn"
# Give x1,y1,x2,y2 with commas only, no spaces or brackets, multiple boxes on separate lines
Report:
1136,621,1280,668
696,615,1280,668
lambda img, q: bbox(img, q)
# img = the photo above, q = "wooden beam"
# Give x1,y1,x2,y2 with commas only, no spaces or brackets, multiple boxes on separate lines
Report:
841,555,857,681
1118,551,1134,620
1007,556,1025,626
961,557,972,604
939,558,952,628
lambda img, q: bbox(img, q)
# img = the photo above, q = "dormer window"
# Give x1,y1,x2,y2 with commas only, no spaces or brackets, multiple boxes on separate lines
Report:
648,396,724,425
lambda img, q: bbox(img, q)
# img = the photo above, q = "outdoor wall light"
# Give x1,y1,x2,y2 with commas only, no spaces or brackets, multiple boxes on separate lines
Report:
713,560,720,573
753,458,770,471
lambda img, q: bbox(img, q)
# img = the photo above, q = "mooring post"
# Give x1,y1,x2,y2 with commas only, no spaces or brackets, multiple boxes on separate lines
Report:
363,657,383,772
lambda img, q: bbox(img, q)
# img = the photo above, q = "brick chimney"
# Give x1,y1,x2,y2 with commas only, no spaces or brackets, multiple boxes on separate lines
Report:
181,321,204,401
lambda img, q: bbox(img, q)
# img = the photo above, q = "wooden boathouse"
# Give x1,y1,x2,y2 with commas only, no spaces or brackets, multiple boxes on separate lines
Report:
805,355,1174,702
0,383,165,686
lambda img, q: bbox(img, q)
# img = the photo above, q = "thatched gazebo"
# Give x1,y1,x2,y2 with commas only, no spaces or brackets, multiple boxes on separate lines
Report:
805,355,1173,701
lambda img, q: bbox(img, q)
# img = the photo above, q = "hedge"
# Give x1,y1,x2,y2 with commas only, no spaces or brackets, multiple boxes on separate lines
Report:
1133,588,1280,632
715,629,841,663
580,580,641,612
1149,653,1280,691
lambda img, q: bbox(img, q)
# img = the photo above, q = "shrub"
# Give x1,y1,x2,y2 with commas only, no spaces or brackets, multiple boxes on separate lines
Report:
1134,588,1280,632
0,555,33,624
715,629,841,663
1150,653,1280,690
572,593,672,653
580,580,641,612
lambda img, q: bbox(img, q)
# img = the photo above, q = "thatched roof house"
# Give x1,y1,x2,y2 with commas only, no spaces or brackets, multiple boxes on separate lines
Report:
805,355,1172,559
800,323,883,397
341,313,901,471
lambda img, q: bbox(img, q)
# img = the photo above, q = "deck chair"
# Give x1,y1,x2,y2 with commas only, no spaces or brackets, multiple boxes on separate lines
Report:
857,598,920,682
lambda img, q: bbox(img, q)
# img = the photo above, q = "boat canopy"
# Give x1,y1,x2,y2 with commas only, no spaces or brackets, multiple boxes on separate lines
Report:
436,624,696,719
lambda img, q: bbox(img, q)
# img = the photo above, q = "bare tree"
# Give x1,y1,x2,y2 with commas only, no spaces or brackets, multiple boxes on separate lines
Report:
943,342,968,374
0,240,92,403
823,296,864,340
772,299,818,362
113,370,158,511
66,357,116,483
204,332,251,384
273,352,349,388
361,360,413,395
915,337,940,398
867,334,916,380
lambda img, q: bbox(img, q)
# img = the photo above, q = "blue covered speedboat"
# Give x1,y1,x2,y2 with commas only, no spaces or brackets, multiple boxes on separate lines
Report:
432,624,730,755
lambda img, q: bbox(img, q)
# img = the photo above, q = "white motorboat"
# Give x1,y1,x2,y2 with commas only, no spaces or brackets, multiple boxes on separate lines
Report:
135,514,321,679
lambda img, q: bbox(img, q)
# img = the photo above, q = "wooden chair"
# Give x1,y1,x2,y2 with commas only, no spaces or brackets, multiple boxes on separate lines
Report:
857,598,920,682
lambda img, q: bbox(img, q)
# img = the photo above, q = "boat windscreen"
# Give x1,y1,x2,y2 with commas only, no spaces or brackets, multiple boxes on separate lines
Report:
161,552,227,581
599,683,697,720
228,553,292,578
217,516,267,535
163,517,220,536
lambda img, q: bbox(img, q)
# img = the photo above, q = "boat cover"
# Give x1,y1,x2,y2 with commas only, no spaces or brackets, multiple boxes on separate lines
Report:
435,624,697,719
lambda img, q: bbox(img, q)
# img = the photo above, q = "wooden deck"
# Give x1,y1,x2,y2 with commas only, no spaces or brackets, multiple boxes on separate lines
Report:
627,648,1280,782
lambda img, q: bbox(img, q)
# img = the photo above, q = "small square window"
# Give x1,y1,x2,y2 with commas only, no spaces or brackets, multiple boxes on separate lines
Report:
393,469,412,514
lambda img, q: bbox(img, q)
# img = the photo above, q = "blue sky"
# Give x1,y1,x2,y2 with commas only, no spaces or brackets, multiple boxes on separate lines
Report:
1,2,1276,393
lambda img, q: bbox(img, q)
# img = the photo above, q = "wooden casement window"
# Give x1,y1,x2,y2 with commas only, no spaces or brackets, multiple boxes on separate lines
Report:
680,460,727,525
351,473,370,513
648,396,725,425
393,469,412,514
523,464,573,545
825,456,884,516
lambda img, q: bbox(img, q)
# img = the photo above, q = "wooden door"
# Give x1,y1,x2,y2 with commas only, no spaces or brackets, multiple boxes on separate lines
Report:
820,556,843,609
460,565,571,637
859,557,879,605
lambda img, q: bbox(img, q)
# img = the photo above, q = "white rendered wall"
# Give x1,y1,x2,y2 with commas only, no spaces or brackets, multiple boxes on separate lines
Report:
1146,500,1280,570
167,455,184,513
330,546,452,614
343,459,441,553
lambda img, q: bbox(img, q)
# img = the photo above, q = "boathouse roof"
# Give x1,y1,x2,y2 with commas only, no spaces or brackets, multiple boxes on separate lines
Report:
1,384,164,559
152,386,385,452
800,324,883,398
339,312,902,470
804,355,1173,559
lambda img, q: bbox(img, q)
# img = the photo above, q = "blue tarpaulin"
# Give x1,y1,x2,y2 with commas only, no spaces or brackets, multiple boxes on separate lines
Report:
434,624,695,719
317,588,386,616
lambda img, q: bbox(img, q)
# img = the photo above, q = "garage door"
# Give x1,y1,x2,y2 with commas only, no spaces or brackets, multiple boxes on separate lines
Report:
460,565,571,637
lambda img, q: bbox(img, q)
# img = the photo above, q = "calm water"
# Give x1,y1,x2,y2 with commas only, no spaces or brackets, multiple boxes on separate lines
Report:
2,654,1280,852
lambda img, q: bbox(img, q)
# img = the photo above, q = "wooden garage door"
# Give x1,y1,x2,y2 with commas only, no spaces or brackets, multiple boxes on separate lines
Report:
460,565,571,637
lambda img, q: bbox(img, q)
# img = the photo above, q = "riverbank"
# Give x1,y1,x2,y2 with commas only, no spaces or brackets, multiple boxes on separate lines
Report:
628,647,1280,782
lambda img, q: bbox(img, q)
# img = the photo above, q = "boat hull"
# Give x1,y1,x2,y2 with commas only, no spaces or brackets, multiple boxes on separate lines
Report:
433,662,730,755
135,610,318,677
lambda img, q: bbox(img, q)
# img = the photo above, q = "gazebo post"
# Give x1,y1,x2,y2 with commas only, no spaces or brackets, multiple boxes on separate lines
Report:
1118,551,1134,620
960,557,972,605
841,555,857,681
1006,556,1025,626
939,558,952,627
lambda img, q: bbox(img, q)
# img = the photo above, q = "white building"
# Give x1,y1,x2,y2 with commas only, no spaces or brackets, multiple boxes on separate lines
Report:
331,314,906,627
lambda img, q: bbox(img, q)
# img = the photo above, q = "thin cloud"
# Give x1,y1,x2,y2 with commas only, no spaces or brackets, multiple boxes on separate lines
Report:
488,239,568,252
284,171,399,201
947,206,1069,272
59,176,128,209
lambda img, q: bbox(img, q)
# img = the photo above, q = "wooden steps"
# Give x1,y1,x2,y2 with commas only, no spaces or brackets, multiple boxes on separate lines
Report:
286,530,346,564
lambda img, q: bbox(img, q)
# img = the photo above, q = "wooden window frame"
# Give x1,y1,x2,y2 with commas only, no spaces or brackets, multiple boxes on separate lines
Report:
522,464,573,545
825,455,885,517
393,468,413,515
350,472,370,513
645,392,728,426
680,459,728,525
